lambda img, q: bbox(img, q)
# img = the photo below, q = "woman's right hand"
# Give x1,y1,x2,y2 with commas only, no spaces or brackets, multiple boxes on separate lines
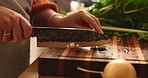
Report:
0,6,32,43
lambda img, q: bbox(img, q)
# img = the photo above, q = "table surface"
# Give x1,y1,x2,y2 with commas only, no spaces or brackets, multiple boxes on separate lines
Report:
18,60,70,78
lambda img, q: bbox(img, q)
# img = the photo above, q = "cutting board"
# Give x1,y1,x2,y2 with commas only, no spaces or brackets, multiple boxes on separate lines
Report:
38,35,148,78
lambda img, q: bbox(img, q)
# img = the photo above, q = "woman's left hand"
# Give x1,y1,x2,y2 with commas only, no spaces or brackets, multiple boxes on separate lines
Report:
50,11,103,33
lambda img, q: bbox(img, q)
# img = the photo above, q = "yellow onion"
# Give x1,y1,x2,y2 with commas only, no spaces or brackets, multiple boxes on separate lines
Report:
102,59,137,78
77,59,137,78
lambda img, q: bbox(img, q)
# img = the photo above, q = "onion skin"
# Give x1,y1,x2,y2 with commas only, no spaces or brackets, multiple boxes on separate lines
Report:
103,59,137,78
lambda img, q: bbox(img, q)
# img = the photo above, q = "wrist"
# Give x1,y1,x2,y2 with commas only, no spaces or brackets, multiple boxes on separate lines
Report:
49,13,65,26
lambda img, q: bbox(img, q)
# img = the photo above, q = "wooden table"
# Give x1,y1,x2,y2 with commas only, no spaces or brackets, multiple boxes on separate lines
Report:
18,60,69,78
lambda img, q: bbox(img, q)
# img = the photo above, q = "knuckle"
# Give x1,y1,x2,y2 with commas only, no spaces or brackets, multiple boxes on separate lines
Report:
3,21,12,29
78,10,86,14
96,18,99,21
90,19,95,23
16,13,22,16
8,13,20,23
3,18,11,24
9,13,19,20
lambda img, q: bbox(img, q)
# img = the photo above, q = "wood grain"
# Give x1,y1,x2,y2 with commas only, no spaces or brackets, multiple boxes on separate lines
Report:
38,35,148,78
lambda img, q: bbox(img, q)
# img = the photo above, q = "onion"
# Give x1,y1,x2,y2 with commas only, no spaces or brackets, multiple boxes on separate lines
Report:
77,59,137,78
103,59,137,78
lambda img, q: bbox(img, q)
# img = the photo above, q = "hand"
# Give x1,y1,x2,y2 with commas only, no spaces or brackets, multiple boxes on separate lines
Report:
0,6,32,43
50,11,103,33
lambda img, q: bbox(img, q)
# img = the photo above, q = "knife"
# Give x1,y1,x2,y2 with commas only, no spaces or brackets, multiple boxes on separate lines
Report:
32,27,112,48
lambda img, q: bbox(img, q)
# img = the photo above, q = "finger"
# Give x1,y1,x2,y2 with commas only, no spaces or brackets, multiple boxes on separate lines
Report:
2,32,12,42
80,21,92,29
10,16,23,43
80,11,99,30
19,14,32,40
86,12,104,33
86,13,103,33
80,11,103,33
70,24,92,30
11,25,23,43
2,26,13,42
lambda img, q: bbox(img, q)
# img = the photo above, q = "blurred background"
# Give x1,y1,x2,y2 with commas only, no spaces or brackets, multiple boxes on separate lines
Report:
51,0,100,12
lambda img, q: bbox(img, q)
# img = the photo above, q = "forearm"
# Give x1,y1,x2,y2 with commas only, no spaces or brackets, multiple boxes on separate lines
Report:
31,0,59,26
31,8,57,26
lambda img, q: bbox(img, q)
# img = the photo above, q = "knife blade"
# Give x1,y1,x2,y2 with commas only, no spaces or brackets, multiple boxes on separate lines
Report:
32,27,112,48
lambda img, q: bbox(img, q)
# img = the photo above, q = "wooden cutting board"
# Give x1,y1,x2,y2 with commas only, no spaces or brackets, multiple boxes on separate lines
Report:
38,35,148,78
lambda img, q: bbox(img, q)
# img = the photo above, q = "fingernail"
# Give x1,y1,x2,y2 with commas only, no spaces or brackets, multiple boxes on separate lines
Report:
100,30,104,34
92,28,95,31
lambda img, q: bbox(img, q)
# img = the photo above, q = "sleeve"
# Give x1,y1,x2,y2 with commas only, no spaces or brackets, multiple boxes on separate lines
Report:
30,0,59,17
